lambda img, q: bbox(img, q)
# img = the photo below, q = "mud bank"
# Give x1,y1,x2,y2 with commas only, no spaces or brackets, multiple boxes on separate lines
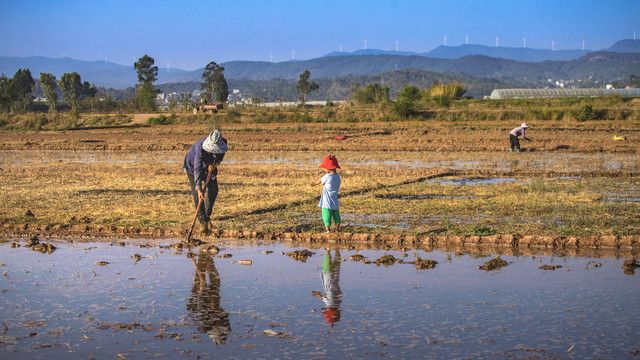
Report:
2,222,639,255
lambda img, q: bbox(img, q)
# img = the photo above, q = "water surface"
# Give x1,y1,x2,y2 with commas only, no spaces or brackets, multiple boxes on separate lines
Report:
1,238,638,359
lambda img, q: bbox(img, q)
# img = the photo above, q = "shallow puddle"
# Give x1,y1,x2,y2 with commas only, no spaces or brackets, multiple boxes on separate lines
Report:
375,194,473,200
1,238,638,359
426,177,517,186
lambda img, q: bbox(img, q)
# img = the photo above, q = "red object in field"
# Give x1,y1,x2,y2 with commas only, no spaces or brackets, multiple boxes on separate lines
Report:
333,136,347,140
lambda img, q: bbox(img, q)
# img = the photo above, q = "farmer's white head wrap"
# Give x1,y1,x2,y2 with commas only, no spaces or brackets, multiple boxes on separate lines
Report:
202,129,228,154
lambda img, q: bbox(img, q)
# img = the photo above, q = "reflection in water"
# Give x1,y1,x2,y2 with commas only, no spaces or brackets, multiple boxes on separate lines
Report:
1,240,639,359
186,252,231,345
314,249,342,326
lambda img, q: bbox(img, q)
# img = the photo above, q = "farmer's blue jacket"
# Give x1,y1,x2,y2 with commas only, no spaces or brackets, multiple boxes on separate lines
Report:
183,138,226,189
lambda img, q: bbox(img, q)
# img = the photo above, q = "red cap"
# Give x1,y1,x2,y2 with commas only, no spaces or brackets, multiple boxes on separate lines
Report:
320,155,340,170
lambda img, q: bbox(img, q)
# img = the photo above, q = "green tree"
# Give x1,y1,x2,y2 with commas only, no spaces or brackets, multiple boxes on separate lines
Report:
60,72,82,112
201,61,229,103
296,70,319,105
351,82,390,104
392,83,421,118
9,69,35,112
133,55,159,112
0,74,12,112
81,81,98,99
39,72,59,112
134,55,158,85
183,92,192,110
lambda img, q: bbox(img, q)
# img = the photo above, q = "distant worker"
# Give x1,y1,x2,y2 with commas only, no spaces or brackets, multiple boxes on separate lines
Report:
509,122,530,152
184,130,228,234
310,155,341,233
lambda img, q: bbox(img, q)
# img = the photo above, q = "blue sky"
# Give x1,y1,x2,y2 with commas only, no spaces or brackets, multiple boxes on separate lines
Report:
1,0,638,70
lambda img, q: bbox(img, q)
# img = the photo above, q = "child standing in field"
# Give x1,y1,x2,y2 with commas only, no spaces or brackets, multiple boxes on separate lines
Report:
310,155,341,233
509,122,530,152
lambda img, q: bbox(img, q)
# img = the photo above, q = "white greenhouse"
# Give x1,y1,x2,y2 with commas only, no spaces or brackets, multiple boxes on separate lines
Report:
490,88,640,99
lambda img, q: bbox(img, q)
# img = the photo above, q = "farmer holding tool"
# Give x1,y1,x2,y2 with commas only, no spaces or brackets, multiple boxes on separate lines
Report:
509,122,530,152
184,130,228,235
310,155,341,233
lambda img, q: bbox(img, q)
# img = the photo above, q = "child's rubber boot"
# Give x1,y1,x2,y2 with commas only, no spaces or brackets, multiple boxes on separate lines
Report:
509,148,513,152
516,149,520,153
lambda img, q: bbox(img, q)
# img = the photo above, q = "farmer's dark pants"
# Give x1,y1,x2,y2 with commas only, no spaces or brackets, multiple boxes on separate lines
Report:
509,134,520,150
187,172,218,224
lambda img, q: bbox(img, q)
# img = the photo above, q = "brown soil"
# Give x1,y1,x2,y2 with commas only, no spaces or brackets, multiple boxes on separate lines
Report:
0,121,638,153
478,256,509,270
285,249,315,262
1,116,639,252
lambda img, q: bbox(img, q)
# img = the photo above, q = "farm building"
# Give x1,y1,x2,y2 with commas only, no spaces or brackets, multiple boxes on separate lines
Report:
490,88,640,99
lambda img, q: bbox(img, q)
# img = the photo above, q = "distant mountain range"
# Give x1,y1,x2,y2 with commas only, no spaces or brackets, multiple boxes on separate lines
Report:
326,44,587,62
324,39,640,62
1,39,639,89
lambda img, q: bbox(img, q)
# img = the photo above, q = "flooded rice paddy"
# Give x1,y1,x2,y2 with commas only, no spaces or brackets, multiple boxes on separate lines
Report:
1,150,638,173
1,238,639,359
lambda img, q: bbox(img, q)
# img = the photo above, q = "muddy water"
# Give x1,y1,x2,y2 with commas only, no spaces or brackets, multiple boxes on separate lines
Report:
1,239,638,359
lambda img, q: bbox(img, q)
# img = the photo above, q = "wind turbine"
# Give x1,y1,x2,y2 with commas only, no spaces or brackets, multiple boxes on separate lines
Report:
466,34,469,45
551,40,555,51
496,36,499,47
340,43,343,52
395,41,399,52
582,40,586,51
364,39,367,50
523,37,526,48
167,62,170,73
291,50,295,60
443,34,447,46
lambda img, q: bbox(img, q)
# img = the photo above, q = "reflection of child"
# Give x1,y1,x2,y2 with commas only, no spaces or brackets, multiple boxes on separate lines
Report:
509,122,530,152
313,249,342,326
310,155,341,233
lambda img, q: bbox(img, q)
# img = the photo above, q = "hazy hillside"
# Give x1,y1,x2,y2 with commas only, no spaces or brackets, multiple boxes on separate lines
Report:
1,39,639,90
0,56,191,88
326,44,591,62
159,69,527,101
219,52,640,83
606,39,640,53
425,44,588,62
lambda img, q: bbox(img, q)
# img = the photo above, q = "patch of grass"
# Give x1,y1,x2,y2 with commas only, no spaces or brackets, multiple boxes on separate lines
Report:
148,113,177,125
466,225,497,236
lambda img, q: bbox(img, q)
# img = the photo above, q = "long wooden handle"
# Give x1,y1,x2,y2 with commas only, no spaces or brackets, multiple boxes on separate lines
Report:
186,165,216,242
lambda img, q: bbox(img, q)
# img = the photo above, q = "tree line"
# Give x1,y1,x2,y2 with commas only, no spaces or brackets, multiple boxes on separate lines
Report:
0,55,231,114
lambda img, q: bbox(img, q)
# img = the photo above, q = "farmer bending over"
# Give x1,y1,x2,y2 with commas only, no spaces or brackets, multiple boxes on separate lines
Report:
509,122,530,152
184,130,228,234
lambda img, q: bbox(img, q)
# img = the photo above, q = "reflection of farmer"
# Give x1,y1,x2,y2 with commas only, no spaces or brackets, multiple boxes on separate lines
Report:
509,122,530,152
183,130,228,234
313,249,342,326
187,252,231,345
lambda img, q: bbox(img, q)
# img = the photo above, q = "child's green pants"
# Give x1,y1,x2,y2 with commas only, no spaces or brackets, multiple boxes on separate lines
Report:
322,208,341,227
